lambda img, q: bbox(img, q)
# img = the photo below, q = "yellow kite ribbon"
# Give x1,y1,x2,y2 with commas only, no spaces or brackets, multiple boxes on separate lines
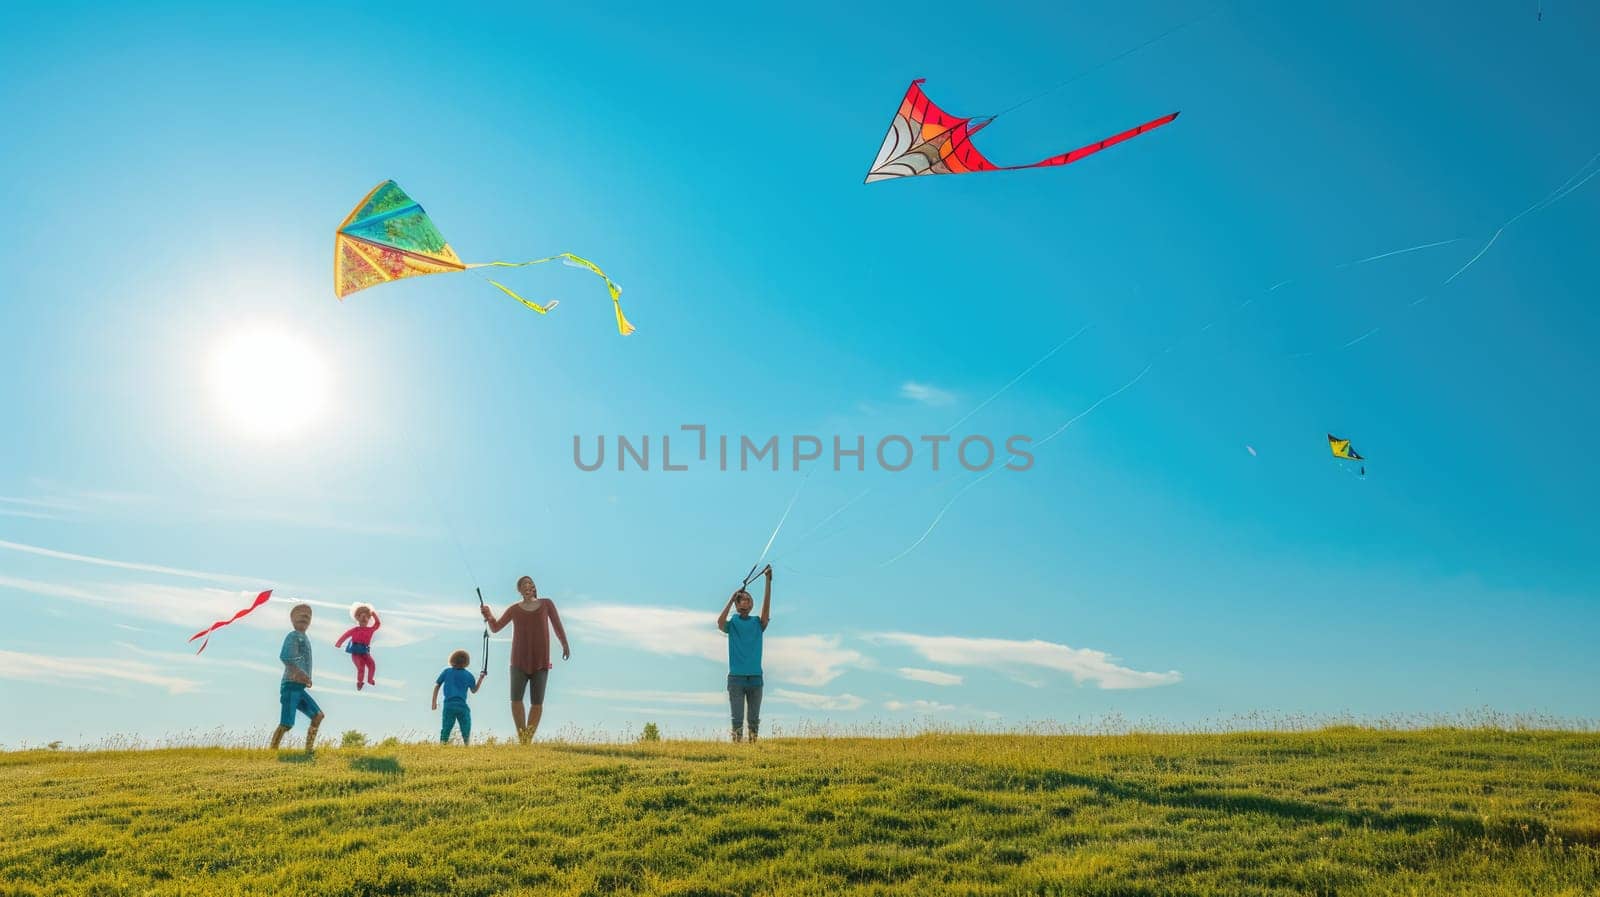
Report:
469,253,635,335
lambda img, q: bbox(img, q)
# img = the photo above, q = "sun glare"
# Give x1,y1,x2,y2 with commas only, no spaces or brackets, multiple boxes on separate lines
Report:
209,328,329,438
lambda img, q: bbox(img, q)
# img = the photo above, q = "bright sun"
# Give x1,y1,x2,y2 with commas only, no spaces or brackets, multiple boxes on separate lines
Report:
209,328,330,438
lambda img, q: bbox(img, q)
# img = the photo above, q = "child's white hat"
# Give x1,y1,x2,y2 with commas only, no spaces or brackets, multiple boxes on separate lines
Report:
349,602,376,622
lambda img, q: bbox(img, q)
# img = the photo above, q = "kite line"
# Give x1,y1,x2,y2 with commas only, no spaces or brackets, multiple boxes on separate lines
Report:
741,471,810,588
992,5,1225,119
784,146,1600,571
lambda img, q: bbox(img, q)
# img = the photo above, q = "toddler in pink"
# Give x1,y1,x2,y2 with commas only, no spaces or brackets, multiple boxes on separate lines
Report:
334,603,381,689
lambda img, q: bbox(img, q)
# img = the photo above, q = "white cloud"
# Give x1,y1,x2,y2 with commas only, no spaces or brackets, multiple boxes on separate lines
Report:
897,667,963,686
885,699,956,713
317,687,408,704
610,706,727,719
206,505,432,539
0,496,78,510
566,603,863,686
577,685,865,713
769,689,866,711
0,575,444,649
21,481,154,507
900,381,957,407
576,688,724,705
114,641,283,677
0,649,201,695
0,538,263,585
878,633,1181,690
0,508,57,520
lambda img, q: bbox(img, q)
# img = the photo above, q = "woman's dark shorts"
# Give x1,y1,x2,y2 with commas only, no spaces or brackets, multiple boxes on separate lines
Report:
510,667,550,704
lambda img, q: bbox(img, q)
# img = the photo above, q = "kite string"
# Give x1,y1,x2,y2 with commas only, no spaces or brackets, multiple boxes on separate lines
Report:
783,232,1465,574
397,427,480,591
869,361,1155,570
1305,147,1600,354
942,325,1090,435
786,212,1533,572
741,470,811,587
766,326,1092,568
991,4,1224,119
784,358,1158,577
792,148,1600,574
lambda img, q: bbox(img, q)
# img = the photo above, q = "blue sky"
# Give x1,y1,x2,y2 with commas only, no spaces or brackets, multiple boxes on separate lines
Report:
1,1,1597,746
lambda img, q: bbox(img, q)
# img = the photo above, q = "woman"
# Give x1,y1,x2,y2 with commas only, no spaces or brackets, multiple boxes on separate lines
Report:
481,575,570,742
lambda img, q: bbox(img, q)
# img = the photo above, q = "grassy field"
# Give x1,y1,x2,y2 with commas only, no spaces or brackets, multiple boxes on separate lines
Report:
4,728,1599,896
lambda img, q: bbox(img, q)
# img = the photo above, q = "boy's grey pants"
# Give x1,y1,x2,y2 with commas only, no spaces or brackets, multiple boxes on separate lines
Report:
727,674,763,732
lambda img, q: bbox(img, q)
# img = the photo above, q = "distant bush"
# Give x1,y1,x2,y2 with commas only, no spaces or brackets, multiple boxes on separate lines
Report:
340,730,367,749
640,723,661,743
378,736,401,748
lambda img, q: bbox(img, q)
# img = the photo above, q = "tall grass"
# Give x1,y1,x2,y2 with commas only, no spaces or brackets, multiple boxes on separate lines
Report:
7,709,1592,752
4,724,1598,895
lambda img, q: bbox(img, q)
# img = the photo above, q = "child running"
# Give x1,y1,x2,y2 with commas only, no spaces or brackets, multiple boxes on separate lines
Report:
717,565,772,743
334,602,381,690
270,603,324,752
481,575,570,744
432,649,487,745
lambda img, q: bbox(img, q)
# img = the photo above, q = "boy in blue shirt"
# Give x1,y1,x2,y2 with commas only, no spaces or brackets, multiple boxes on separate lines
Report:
432,649,488,745
270,603,324,752
717,565,772,743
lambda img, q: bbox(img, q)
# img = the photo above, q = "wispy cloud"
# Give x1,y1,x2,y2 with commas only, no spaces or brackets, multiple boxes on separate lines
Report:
6,484,156,518
897,667,963,687
769,688,866,711
114,641,283,676
114,643,413,701
0,575,444,649
0,648,201,695
567,603,863,686
317,687,409,704
5,488,425,540
0,538,264,585
877,633,1181,690
576,688,725,705
0,509,58,520
900,381,957,407
576,686,865,712
23,481,155,507
885,699,956,713
205,505,433,540
0,539,488,649
0,496,79,510
609,706,727,719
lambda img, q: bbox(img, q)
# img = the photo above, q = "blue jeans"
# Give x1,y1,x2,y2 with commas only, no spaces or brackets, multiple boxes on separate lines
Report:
440,700,472,744
727,674,763,733
278,681,321,728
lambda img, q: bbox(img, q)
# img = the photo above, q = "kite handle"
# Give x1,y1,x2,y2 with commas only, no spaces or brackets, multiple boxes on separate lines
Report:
741,564,772,588
476,587,489,677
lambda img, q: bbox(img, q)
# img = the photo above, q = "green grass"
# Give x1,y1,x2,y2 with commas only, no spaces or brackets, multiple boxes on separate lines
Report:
4,729,1599,895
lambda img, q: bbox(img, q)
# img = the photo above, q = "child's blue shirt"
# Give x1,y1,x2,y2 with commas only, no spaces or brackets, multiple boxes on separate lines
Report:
280,630,313,681
436,667,477,703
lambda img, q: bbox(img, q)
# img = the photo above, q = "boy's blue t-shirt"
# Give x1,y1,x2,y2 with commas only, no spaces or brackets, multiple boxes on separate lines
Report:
280,630,312,682
436,667,477,702
724,614,764,676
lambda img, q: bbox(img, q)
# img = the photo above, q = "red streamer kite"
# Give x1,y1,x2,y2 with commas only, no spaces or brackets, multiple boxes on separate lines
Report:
865,79,1178,183
189,589,273,654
